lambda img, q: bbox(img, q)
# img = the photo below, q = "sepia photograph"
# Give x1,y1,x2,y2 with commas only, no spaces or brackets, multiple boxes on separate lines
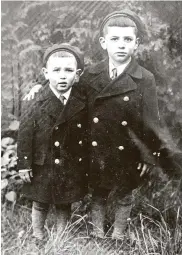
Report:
1,1,182,254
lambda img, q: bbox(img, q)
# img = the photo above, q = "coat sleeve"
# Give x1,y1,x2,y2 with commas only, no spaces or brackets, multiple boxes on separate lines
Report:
138,74,161,164
142,74,160,140
137,74,182,178
17,100,34,170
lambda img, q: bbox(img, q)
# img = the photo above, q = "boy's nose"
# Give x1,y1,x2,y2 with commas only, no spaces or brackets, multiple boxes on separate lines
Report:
59,71,66,79
118,42,125,49
118,39,126,49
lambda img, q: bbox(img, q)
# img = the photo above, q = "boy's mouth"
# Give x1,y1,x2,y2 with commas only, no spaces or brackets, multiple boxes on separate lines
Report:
58,82,67,85
116,52,127,56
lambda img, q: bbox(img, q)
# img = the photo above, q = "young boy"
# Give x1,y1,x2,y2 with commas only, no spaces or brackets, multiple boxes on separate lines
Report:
23,10,182,240
80,9,161,240
17,43,88,242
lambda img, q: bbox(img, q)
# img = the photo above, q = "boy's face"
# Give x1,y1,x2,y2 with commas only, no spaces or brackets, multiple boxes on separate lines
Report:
99,26,139,66
42,54,79,94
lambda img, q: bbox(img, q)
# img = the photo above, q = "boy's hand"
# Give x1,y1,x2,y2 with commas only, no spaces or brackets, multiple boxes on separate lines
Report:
137,163,152,177
23,84,42,101
19,169,33,183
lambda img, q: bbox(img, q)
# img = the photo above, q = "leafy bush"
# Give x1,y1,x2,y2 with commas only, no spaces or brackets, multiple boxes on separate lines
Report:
1,5,182,251
1,125,23,205
1,1,182,135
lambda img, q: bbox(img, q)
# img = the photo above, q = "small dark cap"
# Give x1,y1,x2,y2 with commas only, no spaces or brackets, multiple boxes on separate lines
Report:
100,9,146,41
43,43,84,71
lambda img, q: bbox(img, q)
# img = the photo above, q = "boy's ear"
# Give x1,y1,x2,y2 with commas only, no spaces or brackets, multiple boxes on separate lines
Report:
74,69,83,83
42,67,49,79
135,38,140,50
99,37,107,50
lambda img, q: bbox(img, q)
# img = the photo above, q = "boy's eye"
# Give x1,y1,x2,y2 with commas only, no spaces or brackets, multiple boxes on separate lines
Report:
124,37,133,42
65,68,74,72
53,68,60,72
110,37,119,41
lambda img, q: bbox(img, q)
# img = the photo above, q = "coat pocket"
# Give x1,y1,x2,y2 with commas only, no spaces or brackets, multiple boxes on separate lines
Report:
33,152,46,165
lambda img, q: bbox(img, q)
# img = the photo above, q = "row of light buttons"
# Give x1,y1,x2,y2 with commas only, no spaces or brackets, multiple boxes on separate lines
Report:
153,152,160,157
91,141,124,150
93,118,127,126
92,97,129,125
54,123,82,131
54,158,82,164
54,140,82,147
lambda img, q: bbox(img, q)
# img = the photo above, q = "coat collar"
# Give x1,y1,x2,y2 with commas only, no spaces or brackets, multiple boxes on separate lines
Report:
37,85,64,119
54,84,86,126
87,58,142,98
88,57,143,79
37,84,86,125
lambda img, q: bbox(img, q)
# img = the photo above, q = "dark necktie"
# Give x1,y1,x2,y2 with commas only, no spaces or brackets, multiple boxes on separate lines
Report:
111,68,117,80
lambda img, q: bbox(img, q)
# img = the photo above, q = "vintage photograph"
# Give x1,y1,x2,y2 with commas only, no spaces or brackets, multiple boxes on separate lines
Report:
1,1,182,254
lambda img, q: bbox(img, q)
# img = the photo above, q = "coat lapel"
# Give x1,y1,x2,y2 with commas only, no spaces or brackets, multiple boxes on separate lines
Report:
88,59,110,93
96,74,137,98
38,85,64,120
88,58,143,99
55,85,86,126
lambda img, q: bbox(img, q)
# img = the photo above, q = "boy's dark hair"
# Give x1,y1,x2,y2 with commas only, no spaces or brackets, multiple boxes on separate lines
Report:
102,16,138,37
99,10,146,42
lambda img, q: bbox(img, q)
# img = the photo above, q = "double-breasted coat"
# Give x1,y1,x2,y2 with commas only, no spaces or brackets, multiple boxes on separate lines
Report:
79,57,161,191
17,84,88,204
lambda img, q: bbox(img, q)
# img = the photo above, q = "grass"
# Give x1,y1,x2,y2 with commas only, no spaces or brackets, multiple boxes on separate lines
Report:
1,204,182,254
1,178,182,255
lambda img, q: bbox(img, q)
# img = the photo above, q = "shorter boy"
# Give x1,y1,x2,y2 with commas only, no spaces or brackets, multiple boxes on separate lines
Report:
17,43,88,242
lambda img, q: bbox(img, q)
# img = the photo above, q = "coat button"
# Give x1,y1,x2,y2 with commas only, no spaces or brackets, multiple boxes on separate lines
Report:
121,121,127,126
79,158,82,162
77,124,82,128
118,146,124,151
55,159,60,164
54,141,60,147
55,126,58,130
92,141,98,146
93,117,99,123
24,156,28,159
79,140,82,145
123,96,129,101
153,152,156,155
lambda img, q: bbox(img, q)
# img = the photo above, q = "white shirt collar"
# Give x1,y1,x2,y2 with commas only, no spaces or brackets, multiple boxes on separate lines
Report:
62,88,72,101
109,57,131,78
49,84,72,104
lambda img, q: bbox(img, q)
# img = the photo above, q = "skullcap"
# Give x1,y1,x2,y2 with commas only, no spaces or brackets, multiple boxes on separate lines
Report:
43,43,84,70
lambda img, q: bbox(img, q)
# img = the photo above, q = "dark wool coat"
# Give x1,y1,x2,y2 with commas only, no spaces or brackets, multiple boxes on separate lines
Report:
17,84,88,204
79,57,161,191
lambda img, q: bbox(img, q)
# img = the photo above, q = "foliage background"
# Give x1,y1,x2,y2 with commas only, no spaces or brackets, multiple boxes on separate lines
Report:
1,1,182,143
1,2,182,253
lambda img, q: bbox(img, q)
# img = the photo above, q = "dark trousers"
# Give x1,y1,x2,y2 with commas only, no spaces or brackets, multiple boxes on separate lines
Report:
32,201,71,239
91,186,133,239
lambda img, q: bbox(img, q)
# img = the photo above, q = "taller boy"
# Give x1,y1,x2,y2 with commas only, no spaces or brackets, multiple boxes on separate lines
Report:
81,10,160,239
